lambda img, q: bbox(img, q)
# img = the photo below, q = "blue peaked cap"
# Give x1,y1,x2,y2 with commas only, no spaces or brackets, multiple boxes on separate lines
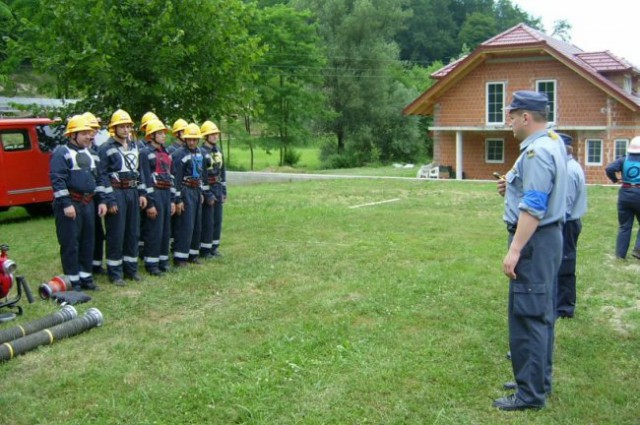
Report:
505,91,549,112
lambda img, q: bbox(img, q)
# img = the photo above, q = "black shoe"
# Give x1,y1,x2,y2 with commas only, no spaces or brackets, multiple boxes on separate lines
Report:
124,273,142,282
110,278,126,286
147,269,163,277
174,261,188,268
92,266,105,275
200,253,215,260
211,250,222,257
81,281,100,291
506,351,511,360
188,257,200,265
503,381,517,390
72,284,83,292
493,394,543,411
632,248,640,259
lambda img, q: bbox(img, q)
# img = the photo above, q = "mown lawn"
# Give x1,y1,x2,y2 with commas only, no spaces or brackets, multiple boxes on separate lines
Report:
0,179,637,424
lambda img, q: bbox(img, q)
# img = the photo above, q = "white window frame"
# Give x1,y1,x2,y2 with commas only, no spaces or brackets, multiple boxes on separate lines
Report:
585,139,603,165
485,138,505,164
486,82,505,125
624,75,632,94
536,80,556,124
614,139,629,158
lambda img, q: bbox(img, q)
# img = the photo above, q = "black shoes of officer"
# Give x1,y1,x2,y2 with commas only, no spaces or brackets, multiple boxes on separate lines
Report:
632,248,640,259
211,249,222,258
92,265,105,275
146,268,164,277
493,394,543,411
124,273,142,282
110,278,126,286
173,261,188,268
81,281,100,291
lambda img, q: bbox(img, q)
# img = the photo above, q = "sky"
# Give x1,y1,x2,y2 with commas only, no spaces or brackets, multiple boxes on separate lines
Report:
512,0,640,67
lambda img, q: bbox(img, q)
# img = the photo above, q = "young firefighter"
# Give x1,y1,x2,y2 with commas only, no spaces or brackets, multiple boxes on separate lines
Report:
171,123,213,266
167,118,188,155
83,111,107,275
137,111,159,259
199,120,227,258
139,119,175,275
98,109,147,285
50,115,107,291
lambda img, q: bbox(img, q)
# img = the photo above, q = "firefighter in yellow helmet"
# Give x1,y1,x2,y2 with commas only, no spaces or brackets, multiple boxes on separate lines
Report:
82,112,107,275
97,109,148,285
167,118,188,154
139,119,176,275
50,115,107,291
137,111,159,149
199,120,226,258
170,123,213,266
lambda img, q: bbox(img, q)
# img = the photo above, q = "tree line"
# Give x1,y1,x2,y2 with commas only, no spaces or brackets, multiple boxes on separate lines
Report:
0,0,542,168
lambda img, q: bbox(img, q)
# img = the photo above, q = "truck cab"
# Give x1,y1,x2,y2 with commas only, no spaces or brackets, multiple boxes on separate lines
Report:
0,118,66,215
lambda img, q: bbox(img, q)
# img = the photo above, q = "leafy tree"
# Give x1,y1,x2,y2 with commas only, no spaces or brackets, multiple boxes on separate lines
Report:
251,4,327,166
4,0,262,123
458,11,497,50
551,19,572,42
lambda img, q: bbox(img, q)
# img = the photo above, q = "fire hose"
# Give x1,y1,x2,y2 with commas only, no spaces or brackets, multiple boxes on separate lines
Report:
0,308,103,362
0,305,77,345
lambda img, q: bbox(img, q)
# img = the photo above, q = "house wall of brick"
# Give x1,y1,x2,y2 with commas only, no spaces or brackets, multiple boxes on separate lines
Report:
431,55,640,184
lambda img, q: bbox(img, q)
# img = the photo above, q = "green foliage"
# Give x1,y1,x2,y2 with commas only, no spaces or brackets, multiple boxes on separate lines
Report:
5,0,263,122
458,11,497,50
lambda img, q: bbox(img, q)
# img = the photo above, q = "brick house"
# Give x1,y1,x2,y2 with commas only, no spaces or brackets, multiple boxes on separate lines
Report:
403,23,640,184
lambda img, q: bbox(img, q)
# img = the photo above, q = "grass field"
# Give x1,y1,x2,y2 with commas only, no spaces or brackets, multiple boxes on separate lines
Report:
0,179,638,424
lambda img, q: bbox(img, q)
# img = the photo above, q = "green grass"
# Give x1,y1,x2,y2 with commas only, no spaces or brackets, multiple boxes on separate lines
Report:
0,180,638,424
225,146,323,171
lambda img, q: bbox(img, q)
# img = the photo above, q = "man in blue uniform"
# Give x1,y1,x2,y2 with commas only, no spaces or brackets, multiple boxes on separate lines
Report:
50,115,108,291
605,136,640,259
140,119,176,275
199,120,226,259
171,123,213,266
98,109,147,285
495,91,567,411
557,134,587,318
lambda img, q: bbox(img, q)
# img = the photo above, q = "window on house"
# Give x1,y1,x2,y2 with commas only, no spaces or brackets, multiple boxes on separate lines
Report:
624,75,632,94
485,138,504,163
614,139,629,158
536,80,556,123
585,139,603,165
486,82,504,125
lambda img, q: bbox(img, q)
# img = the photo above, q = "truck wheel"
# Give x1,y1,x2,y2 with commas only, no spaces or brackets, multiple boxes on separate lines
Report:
25,203,53,217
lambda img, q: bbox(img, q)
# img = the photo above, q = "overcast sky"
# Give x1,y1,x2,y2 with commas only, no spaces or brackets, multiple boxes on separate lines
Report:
512,0,640,67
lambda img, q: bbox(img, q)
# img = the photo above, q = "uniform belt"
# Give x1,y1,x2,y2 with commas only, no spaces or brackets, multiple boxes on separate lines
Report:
621,183,640,188
182,178,201,188
69,191,94,205
110,179,138,189
506,220,561,234
154,180,172,189
208,176,218,184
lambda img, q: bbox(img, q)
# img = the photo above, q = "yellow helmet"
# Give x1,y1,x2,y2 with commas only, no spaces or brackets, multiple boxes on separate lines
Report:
182,123,202,139
172,118,188,136
65,115,93,136
140,111,159,131
108,109,134,129
82,112,101,129
200,120,220,137
145,119,167,140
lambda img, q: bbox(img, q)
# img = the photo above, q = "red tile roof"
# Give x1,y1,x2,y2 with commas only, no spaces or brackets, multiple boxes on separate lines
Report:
576,51,635,72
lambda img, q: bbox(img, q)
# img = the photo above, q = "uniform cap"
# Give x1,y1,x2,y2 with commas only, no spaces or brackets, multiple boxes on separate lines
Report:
505,91,549,112
557,133,573,146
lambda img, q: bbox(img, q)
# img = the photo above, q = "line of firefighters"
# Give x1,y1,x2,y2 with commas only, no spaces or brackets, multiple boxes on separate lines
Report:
49,109,226,290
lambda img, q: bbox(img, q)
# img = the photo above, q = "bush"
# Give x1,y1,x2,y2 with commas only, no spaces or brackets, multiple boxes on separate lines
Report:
283,147,301,167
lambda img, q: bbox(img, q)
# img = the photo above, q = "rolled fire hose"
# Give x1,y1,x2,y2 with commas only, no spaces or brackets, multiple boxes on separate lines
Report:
0,308,103,362
0,305,77,345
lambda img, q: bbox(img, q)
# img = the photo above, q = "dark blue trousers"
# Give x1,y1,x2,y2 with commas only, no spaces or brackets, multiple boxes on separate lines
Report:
173,187,202,263
54,199,95,288
508,223,561,406
200,201,215,256
557,219,582,318
212,188,224,253
616,188,640,258
105,188,140,280
142,189,172,272
93,204,105,270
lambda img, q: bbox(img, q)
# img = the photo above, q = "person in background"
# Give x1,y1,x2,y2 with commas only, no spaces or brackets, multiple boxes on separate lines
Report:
605,136,640,259
139,119,175,275
171,123,212,266
556,133,587,319
199,120,226,259
98,109,147,285
137,111,160,259
50,115,107,291
83,111,107,276
167,118,188,155
495,91,567,411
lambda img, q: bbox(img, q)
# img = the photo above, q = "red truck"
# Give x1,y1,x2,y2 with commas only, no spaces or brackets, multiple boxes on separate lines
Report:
0,118,66,215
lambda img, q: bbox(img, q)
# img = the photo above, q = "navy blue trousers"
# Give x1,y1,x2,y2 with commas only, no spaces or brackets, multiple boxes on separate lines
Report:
54,199,95,287
616,188,640,258
557,219,582,318
508,223,561,406
105,188,140,280
142,189,172,272
173,187,202,263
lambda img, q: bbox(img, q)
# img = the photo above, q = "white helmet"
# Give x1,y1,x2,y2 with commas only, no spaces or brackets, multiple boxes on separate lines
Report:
629,136,640,154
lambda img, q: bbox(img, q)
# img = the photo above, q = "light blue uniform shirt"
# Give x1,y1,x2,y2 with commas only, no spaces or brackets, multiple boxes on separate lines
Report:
566,155,587,220
504,130,567,227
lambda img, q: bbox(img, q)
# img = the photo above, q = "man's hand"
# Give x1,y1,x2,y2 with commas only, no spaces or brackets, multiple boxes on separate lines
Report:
503,247,520,279
97,203,107,218
170,202,176,216
497,179,506,197
64,205,76,219
108,204,119,215
139,196,147,209
175,202,184,215
146,206,158,219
